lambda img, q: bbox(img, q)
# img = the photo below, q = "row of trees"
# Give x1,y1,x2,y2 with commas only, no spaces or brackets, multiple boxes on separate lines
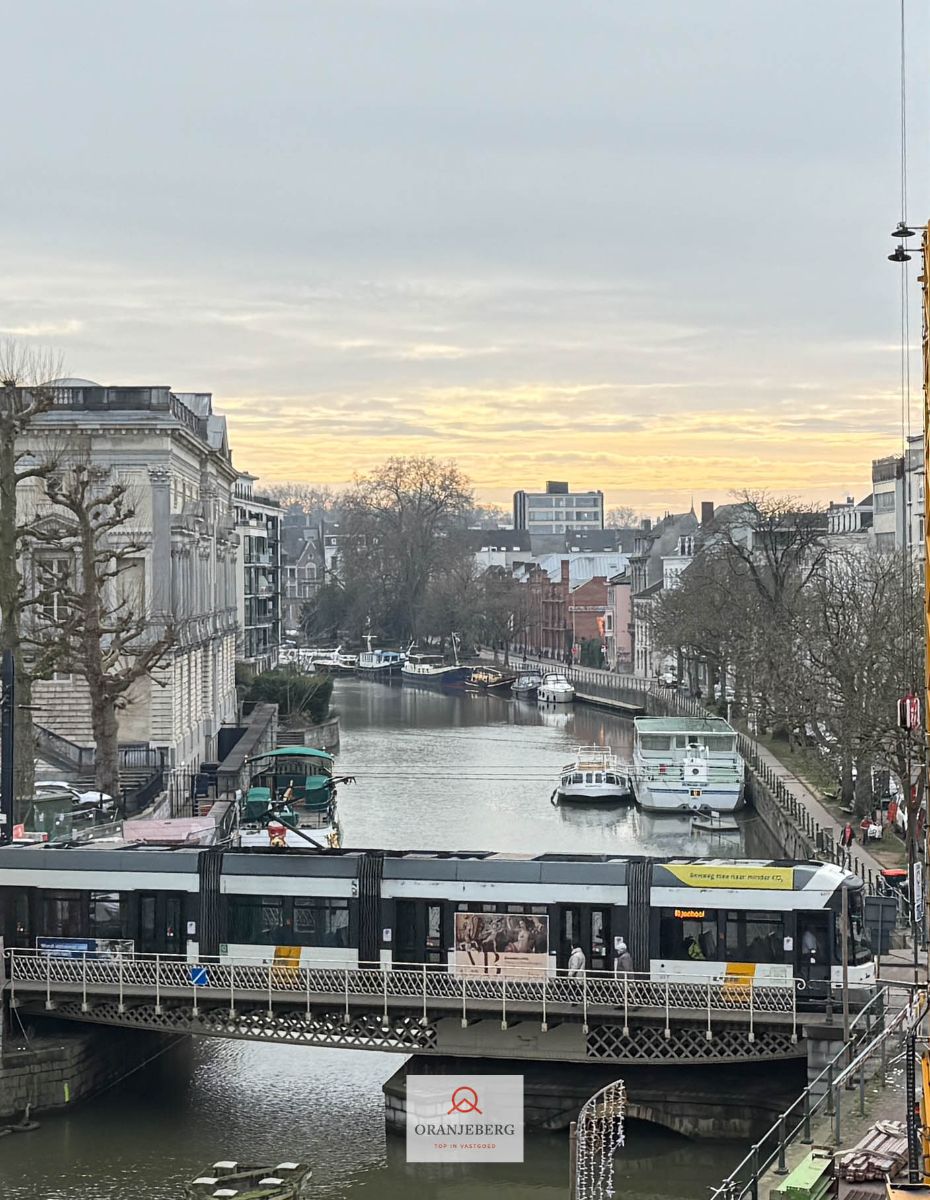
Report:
650,492,922,812
298,457,530,657
1,342,174,810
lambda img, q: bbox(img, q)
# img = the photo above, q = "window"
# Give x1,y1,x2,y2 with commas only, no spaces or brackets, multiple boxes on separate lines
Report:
658,908,718,960
875,491,896,512
724,911,783,963
36,555,71,623
43,892,83,938
876,532,896,554
228,896,286,945
293,898,349,947
89,892,123,940
640,735,672,751
426,904,442,947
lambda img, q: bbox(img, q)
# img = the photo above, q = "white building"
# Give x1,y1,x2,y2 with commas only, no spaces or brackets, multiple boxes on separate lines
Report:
20,379,240,775
513,481,604,534
234,473,282,673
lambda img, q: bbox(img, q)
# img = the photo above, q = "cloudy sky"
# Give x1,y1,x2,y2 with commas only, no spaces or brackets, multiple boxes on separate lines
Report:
2,1,927,511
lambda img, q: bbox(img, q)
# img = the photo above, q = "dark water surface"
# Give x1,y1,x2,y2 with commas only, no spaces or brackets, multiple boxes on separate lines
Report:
0,679,765,1199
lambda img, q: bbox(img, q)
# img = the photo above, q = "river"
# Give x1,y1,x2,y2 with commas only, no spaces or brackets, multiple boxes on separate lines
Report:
0,678,767,1199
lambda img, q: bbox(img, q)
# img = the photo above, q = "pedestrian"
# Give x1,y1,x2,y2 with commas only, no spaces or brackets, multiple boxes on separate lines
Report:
859,814,872,843
840,820,854,866
567,944,586,976
615,937,633,974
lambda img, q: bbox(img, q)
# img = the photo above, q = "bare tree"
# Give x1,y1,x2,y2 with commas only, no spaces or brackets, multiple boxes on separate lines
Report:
605,505,642,529
341,457,473,642
261,482,342,520
33,463,174,800
0,340,64,815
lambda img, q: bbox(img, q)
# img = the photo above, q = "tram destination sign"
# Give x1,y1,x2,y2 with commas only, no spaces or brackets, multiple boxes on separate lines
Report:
453,912,548,978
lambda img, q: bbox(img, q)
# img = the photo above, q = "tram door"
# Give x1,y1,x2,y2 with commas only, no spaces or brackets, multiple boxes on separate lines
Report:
394,901,444,965
795,912,831,985
559,906,611,971
136,893,185,956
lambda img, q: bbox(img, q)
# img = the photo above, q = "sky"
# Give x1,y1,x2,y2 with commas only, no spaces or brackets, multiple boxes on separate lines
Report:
2,0,927,514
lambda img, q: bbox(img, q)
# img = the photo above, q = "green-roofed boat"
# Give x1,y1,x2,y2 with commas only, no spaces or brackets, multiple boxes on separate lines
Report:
239,746,349,849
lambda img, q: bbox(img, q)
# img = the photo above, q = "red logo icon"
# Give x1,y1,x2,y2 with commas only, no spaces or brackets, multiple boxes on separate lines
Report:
448,1086,482,1115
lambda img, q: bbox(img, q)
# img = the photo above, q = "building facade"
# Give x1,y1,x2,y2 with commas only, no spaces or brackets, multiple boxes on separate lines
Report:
513,481,604,534
234,473,282,673
20,379,240,774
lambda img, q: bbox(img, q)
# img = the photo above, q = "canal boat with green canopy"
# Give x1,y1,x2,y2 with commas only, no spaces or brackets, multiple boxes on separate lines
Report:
239,746,349,849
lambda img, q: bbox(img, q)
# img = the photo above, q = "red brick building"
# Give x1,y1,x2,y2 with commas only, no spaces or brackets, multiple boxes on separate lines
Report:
520,561,609,658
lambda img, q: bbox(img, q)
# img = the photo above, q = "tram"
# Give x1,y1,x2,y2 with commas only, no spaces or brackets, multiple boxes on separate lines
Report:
0,848,873,994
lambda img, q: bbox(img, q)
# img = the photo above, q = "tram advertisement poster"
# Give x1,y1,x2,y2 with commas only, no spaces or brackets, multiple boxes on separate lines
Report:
36,937,134,960
453,912,548,977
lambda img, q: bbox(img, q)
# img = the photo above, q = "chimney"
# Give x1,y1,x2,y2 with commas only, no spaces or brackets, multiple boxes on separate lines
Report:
701,501,715,527
560,559,570,585
642,517,652,532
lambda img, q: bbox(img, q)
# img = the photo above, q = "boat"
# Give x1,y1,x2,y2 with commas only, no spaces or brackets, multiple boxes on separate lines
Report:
186,1160,310,1199
555,745,631,803
512,671,543,700
690,805,740,834
356,637,405,679
401,652,470,689
466,665,516,692
309,645,358,673
238,746,349,849
537,671,575,705
631,716,745,813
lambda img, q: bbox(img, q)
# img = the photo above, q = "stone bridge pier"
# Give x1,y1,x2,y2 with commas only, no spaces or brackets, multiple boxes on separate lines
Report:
383,1056,806,1140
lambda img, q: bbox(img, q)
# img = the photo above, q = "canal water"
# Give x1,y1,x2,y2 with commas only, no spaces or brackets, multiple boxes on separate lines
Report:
0,679,765,1199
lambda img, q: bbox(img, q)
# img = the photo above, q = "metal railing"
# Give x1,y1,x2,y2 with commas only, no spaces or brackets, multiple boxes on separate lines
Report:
7,950,807,1036
711,984,923,1200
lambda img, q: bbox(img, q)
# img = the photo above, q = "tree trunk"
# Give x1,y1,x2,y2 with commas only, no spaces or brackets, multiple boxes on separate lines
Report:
840,757,855,808
0,414,34,819
90,692,121,802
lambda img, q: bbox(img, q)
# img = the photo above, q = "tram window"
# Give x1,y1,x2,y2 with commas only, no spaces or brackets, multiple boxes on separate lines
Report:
426,905,441,947
591,911,606,953
293,898,350,947
89,892,123,940
658,908,719,960
836,890,872,965
481,904,497,913
228,896,286,945
44,892,83,938
724,911,783,963
531,906,547,915
563,910,576,944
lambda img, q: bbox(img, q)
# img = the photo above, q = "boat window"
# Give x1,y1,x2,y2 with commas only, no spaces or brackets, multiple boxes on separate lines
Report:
640,735,672,751
572,773,583,784
658,908,719,961
585,773,593,784
594,773,604,783
606,774,617,785
724,911,783,964
675,736,688,749
704,735,736,752
293,898,350,948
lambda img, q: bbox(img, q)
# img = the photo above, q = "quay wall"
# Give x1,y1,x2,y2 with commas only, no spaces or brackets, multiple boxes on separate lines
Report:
278,715,341,753
0,1018,181,1123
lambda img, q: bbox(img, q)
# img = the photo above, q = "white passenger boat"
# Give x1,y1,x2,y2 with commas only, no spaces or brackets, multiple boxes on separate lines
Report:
310,645,358,673
537,671,575,705
356,637,405,678
555,746,631,803
631,716,745,813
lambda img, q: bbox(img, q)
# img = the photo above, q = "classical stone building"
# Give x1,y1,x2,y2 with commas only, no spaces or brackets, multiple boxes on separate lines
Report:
19,379,240,775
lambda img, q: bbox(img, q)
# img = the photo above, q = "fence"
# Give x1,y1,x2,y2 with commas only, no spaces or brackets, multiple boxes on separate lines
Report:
710,984,924,1200
7,949,808,1036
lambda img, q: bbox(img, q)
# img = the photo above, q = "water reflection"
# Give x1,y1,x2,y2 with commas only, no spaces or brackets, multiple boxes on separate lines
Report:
0,678,767,1200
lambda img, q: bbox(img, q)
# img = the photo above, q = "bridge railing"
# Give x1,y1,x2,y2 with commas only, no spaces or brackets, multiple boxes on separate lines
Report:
6,949,809,1036
710,984,922,1200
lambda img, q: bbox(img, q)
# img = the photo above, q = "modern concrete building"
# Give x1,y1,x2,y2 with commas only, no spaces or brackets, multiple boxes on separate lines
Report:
513,481,604,534
871,453,906,553
234,473,282,673
19,379,241,775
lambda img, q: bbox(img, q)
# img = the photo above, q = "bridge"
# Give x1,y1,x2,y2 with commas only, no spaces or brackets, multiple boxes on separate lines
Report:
6,949,813,1067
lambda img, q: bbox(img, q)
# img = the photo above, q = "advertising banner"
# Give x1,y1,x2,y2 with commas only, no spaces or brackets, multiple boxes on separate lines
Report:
665,864,794,890
407,1074,524,1163
453,912,548,978
36,937,133,960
